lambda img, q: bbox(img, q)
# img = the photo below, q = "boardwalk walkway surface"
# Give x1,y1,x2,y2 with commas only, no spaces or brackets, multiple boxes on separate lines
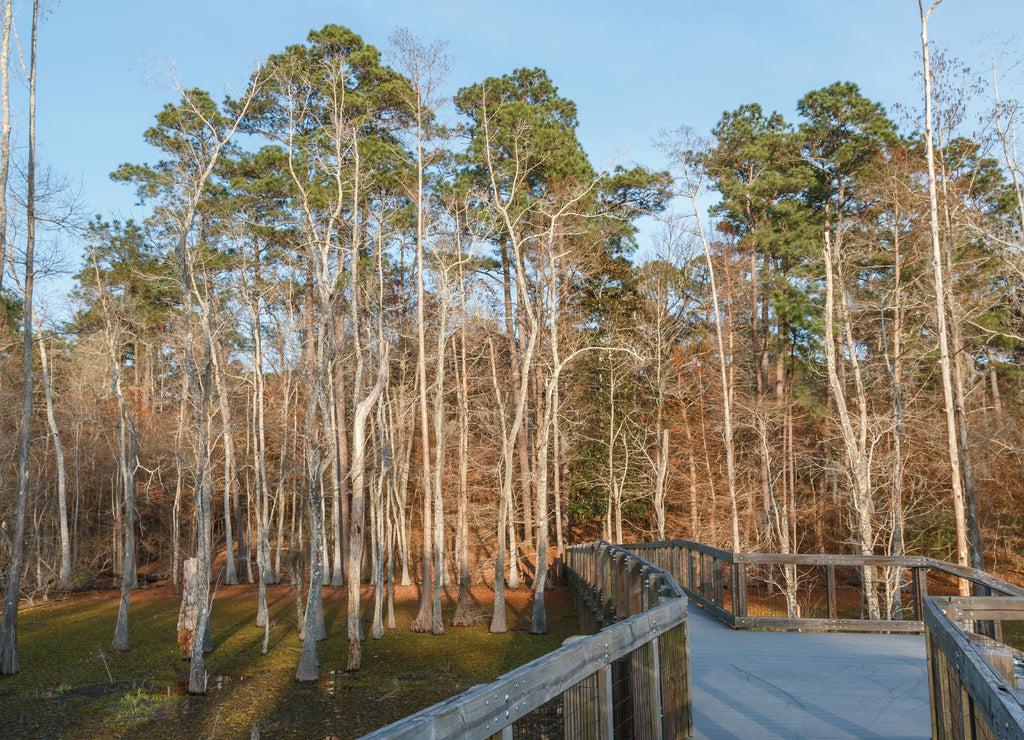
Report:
687,599,931,739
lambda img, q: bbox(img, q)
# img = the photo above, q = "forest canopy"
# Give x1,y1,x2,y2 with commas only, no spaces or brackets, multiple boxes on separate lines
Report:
2,11,1024,682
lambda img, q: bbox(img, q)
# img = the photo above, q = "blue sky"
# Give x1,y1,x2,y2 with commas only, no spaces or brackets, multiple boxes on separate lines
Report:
15,0,1024,301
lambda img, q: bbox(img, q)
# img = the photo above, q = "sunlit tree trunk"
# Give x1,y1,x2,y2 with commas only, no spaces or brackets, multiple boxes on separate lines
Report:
920,0,971,588
823,223,881,620
110,358,139,652
210,334,238,585
38,335,72,589
346,345,388,670
452,321,473,626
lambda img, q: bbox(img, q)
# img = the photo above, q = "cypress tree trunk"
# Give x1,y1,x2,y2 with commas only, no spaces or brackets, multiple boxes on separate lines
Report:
111,397,138,652
296,435,324,681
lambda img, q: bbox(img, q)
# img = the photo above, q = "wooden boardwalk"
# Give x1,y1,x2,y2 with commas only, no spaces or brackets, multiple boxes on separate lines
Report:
687,599,931,739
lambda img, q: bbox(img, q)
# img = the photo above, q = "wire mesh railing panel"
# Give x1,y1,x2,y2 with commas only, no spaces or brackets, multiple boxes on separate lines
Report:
512,693,565,740
831,565,866,619
559,672,600,740
793,564,826,619
610,655,635,740
609,645,662,740
743,564,788,619
943,647,967,740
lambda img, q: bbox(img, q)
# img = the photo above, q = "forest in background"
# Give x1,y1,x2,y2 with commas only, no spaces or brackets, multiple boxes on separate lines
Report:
2,3,1024,684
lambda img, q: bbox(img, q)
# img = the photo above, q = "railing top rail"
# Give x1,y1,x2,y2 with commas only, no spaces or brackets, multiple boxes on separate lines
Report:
568,540,688,599
361,596,688,740
622,539,736,563
920,558,1024,598
928,594,1024,622
619,539,1024,598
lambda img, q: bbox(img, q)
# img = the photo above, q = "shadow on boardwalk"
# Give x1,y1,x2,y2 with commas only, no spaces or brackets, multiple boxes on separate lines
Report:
687,599,930,740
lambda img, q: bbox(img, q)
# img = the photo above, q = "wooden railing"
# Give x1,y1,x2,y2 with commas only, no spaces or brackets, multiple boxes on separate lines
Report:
924,596,1024,739
622,539,1024,632
361,541,692,739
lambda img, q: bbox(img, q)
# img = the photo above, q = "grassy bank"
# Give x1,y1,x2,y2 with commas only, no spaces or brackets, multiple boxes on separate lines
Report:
0,582,576,738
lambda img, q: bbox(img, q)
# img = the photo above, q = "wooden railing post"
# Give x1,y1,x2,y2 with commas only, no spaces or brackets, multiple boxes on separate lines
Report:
616,552,629,622
646,633,664,740
598,663,614,740
646,568,662,612
826,564,837,621
924,625,946,738
912,566,927,622
601,546,614,627
657,619,692,740
978,641,1015,685
628,560,643,617
712,556,724,609
733,561,748,619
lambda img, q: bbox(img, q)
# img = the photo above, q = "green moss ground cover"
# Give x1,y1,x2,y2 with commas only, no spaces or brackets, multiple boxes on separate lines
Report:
0,583,576,739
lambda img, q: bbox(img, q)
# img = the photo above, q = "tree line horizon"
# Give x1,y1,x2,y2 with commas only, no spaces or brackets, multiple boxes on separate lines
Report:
2,4,1024,689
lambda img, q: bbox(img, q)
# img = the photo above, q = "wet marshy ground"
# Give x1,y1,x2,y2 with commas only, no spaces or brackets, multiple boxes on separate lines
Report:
0,582,575,738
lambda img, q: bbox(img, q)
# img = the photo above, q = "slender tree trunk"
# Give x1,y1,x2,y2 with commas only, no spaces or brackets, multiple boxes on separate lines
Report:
111,391,138,652
39,336,72,589
882,222,907,618
395,405,413,587
296,403,326,682
273,337,294,584
508,502,521,589
346,345,388,670
0,0,12,338
429,297,448,632
453,332,473,626
486,339,513,634
0,1,36,675
211,338,238,585
920,0,971,587
410,144,434,635
246,281,271,622
695,203,740,550
330,325,349,587
823,224,880,620
371,402,388,639
186,357,214,694
985,346,1001,418
172,375,188,589
386,474,397,630
682,406,699,538
951,319,983,571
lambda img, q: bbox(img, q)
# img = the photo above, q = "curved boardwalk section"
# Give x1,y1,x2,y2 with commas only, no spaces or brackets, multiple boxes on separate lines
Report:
688,600,929,739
